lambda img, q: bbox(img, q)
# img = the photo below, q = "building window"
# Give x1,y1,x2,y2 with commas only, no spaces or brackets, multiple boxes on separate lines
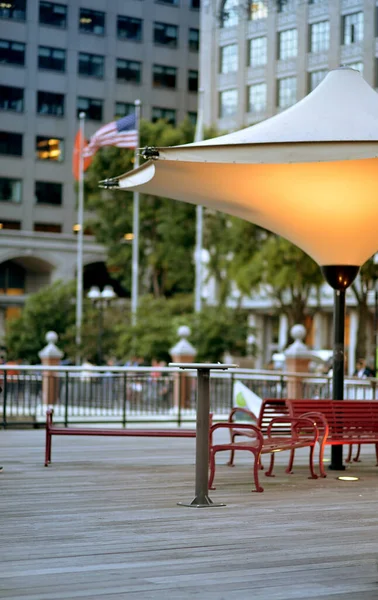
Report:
38,46,66,71
0,86,24,112
0,0,26,21
115,102,135,118
78,53,104,78
248,82,267,112
39,1,67,28
189,28,199,52
249,36,267,67
0,220,21,230
37,91,64,116
36,136,64,161
343,12,363,45
220,44,238,73
152,107,176,125
308,69,327,91
116,59,142,84
79,8,105,35
155,0,179,6
277,0,294,12
277,76,296,108
219,89,238,117
346,61,363,74
0,178,22,202
153,64,177,89
117,15,142,41
278,29,297,60
35,181,62,205
77,97,103,121
188,111,197,125
0,39,25,65
220,0,238,28
34,222,62,233
154,22,178,48
249,1,267,20
309,21,330,53
191,0,200,9
188,69,198,92
0,132,22,156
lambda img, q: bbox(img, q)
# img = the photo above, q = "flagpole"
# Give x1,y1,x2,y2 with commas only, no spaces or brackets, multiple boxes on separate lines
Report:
131,100,141,325
194,89,204,313
75,111,85,364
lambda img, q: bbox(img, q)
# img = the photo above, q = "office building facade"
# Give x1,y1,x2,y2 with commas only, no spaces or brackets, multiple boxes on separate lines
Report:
199,0,377,370
0,0,199,335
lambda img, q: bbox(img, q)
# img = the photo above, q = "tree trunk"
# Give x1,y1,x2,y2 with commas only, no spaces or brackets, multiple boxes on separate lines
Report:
287,296,307,329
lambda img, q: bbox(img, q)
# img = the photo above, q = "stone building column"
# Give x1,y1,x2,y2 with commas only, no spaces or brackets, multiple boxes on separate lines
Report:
170,326,196,410
38,331,63,406
348,309,359,376
284,324,314,399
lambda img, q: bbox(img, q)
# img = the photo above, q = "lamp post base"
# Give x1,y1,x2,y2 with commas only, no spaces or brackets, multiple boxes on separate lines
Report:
178,495,226,508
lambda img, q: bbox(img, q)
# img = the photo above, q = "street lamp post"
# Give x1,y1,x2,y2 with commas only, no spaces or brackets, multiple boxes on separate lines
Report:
87,285,117,365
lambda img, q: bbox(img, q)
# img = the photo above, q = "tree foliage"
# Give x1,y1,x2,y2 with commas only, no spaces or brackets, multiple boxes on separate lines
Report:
84,118,198,298
351,257,377,362
234,234,323,329
4,281,76,363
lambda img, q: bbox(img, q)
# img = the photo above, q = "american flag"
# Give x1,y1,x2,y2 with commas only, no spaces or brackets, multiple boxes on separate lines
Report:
83,113,138,157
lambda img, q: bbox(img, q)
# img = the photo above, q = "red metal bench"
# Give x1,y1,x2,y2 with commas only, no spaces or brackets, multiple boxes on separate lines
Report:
44,409,197,467
208,414,322,493
285,399,378,477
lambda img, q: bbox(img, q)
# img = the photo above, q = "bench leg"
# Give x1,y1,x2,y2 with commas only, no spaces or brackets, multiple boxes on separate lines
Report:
308,445,318,480
208,449,216,490
265,453,276,478
346,445,353,463
209,448,264,493
353,444,362,463
253,451,264,493
375,444,378,466
285,449,295,474
227,434,236,466
318,441,327,478
45,429,51,467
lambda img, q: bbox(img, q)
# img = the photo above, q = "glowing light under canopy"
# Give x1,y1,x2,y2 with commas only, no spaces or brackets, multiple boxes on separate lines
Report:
109,68,378,269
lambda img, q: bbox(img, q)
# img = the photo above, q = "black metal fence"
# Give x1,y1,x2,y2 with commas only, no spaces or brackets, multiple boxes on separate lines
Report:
1,365,377,428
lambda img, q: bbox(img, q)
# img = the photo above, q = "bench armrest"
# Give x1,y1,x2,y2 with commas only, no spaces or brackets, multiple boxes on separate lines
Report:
267,415,319,444
228,406,258,424
296,411,329,444
210,422,264,449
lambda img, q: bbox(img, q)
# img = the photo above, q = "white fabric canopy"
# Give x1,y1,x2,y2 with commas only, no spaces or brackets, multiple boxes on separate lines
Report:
110,69,378,267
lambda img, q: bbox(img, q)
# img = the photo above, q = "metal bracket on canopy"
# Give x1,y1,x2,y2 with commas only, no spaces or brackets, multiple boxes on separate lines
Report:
98,178,120,189
141,146,160,160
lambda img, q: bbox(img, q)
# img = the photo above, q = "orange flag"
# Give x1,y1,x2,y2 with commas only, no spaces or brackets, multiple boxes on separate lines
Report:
72,130,93,181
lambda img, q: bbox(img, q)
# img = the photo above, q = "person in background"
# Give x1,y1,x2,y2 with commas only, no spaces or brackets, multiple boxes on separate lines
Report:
354,358,375,378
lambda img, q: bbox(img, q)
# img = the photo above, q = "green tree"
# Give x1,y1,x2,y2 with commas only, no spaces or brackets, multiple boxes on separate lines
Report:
203,213,262,306
5,281,76,363
84,118,198,298
234,235,323,333
188,306,249,362
351,257,377,362
114,294,249,364
114,294,193,363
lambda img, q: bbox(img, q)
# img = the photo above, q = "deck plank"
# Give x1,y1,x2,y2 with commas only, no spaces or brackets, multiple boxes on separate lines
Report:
1,430,378,599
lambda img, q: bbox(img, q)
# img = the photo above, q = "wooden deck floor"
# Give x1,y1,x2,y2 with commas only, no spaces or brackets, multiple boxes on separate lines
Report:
2,430,378,599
